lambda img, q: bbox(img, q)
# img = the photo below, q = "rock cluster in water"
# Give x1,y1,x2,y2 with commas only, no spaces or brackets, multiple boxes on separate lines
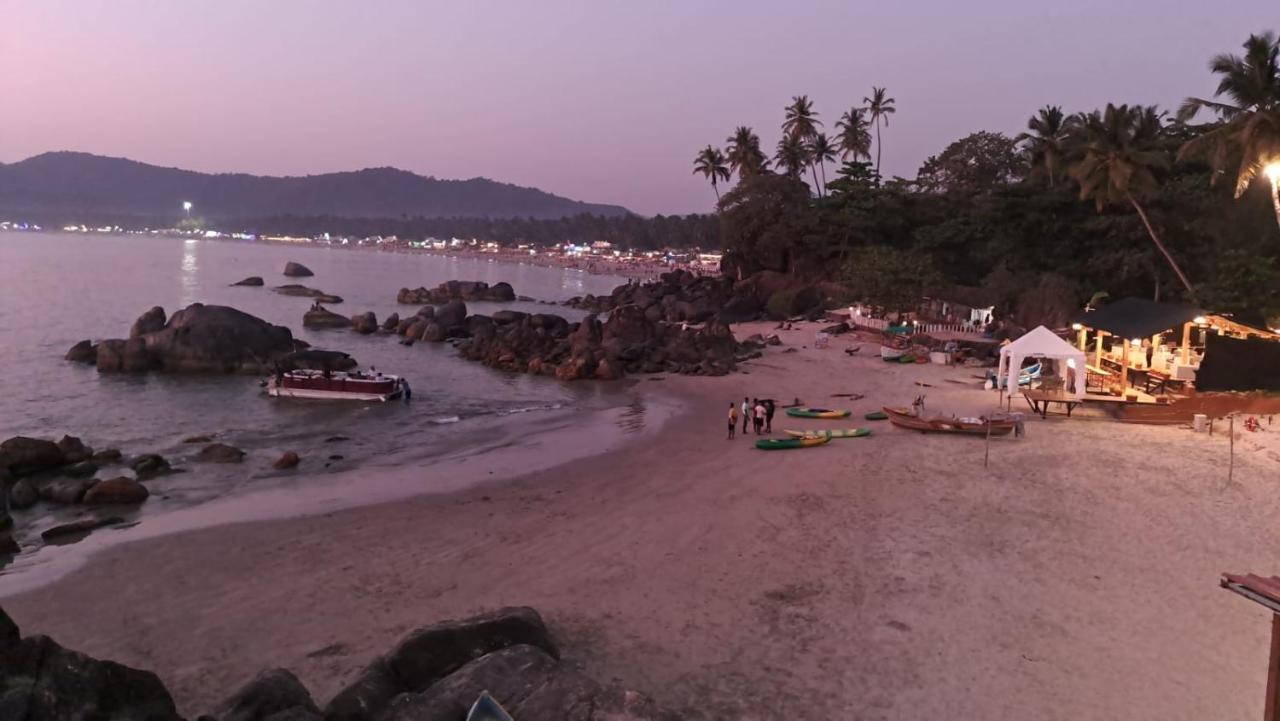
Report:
274,284,344,303
397,280,515,304
283,261,314,277
564,269,833,324
0,605,674,721
65,304,306,374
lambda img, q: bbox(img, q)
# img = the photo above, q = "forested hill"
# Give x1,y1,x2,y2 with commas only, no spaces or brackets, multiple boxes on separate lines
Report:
0,152,630,221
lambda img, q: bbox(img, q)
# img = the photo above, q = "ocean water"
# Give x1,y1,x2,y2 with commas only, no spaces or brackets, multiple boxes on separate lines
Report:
0,231,650,580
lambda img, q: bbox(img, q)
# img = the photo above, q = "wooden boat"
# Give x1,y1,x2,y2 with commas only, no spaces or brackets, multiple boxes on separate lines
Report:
880,345,908,361
785,407,851,419
266,369,405,402
755,436,831,450
989,361,1043,389
784,428,871,439
881,406,1015,436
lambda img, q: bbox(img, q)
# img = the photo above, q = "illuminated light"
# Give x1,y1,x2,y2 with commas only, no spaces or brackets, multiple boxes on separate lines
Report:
1071,323,1083,331
1130,338,1142,347
1266,162,1280,183
1066,358,1077,369
1193,316,1207,325
182,201,193,212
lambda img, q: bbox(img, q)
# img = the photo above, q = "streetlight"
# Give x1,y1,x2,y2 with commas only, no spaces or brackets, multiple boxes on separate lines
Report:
182,201,193,219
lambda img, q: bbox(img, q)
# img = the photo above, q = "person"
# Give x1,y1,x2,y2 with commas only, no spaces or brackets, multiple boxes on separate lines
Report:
727,402,738,440
754,399,766,434
741,397,751,435
402,377,412,401
764,398,775,433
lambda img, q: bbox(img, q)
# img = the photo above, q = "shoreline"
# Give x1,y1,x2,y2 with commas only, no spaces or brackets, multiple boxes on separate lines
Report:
6,320,1280,719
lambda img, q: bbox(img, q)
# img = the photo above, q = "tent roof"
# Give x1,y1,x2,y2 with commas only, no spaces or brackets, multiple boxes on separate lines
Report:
1072,298,1203,340
999,325,1084,359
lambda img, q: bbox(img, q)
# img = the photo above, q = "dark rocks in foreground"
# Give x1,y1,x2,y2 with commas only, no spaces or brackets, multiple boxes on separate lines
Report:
232,276,265,286
398,280,515,304
196,443,246,463
304,305,352,329
283,261,314,277
279,349,359,372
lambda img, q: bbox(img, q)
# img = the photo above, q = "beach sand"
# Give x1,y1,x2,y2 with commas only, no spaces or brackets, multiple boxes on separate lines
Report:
5,320,1280,720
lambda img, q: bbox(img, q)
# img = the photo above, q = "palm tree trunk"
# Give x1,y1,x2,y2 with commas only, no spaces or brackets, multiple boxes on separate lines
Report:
810,163,821,198
874,117,882,179
713,183,721,203
819,161,828,196
1127,192,1194,296
1271,177,1280,234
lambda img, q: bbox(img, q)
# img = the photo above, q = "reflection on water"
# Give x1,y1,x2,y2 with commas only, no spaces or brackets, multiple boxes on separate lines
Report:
180,238,199,307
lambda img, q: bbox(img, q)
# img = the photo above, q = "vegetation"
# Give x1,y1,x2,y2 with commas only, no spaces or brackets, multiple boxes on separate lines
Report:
692,146,730,202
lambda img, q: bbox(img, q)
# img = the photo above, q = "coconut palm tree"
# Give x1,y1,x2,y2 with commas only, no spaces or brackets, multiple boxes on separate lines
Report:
1016,105,1072,187
835,107,873,162
808,133,838,196
774,134,809,180
692,145,730,203
782,95,823,192
1068,103,1194,295
863,86,896,177
1178,32,1280,230
725,126,769,179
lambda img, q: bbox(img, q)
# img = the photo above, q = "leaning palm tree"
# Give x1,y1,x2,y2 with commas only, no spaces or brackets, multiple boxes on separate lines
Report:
774,134,809,179
725,126,769,179
1178,31,1280,231
692,145,731,203
783,95,823,192
808,133,838,196
1016,105,1072,187
863,86,896,177
835,107,873,162
1069,103,1194,295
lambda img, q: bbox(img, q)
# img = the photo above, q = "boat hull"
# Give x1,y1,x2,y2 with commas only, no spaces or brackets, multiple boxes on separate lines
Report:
785,407,852,419
880,345,907,360
882,406,1015,436
267,385,401,402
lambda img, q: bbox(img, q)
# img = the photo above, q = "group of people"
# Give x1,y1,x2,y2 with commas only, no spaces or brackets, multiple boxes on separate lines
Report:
727,396,776,439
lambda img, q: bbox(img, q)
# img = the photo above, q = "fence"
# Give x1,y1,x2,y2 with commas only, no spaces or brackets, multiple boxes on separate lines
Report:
838,311,987,341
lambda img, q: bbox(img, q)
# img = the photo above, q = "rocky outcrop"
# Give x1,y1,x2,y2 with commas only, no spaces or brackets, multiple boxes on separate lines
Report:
232,276,265,286
351,312,378,334
278,350,358,372
283,261,313,277
9,479,37,509
92,304,301,374
273,284,343,303
397,280,516,304
131,453,171,479
0,436,67,476
303,305,352,329
39,479,94,505
41,516,125,541
65,339,97,363
379,645,558,721
83,477,150,505
57,435,93,464
130,306,167,338
214,668,320,721
197,443,245,463
381,313,400,331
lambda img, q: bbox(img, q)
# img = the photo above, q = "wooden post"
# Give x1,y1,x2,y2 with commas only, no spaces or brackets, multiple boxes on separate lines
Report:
984,418,993,468
1229,414,1236,484
1095,332,1104,369
1181,322,1192,364
1077,326,1087,351
1121,339,1131,393
1265,614,1280,721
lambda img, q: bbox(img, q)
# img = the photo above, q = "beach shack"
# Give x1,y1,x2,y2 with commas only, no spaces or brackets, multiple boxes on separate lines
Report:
920,285,996,328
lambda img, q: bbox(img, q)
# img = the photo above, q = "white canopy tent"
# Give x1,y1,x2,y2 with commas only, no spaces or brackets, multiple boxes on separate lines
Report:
998,325,1086,399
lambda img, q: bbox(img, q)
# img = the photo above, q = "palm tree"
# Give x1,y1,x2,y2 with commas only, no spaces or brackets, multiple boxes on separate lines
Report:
1068,103,1194,295
863,86,896,177
725,126,769,179
692,145,730,203
1178,32,1280,231
774,134,809,179
808,133,838,196
1016,105,1072,187
783,95,823,193
835,107,873,162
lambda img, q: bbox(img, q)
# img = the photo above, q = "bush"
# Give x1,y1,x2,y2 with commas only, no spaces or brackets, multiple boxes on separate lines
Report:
766,289,799,320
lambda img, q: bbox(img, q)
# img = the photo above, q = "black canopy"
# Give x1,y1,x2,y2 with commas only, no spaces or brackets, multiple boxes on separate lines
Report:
1072,298,1204,340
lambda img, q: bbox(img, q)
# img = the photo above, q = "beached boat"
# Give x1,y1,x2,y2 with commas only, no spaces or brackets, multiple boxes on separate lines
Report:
988,361,1042,389
864,410,889,420
880,345,908,361
755,436,831,450
785,407,851,419
784,428,871,439
881,406,1015,436
266,369,406,402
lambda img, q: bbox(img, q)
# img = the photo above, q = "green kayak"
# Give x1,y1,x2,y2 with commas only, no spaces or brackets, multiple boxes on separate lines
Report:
785,407,852,419
784,428,871,439
864,410,889,421
755,436,831,450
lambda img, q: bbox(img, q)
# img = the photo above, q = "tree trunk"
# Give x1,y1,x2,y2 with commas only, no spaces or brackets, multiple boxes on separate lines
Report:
713,182,721,203
1127,192,1194,296
810,163,821,198
1271,177,1280,235
874,117,883,179
819,161,828,196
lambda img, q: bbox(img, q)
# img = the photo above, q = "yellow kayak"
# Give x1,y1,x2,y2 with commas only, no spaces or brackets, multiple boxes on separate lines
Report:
755,436,831,450
784,428,871,439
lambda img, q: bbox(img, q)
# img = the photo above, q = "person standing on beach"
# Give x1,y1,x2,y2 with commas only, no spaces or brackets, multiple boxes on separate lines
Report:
764,398,775,433
741,397,751,434
727,402,738,439
754,399,766,434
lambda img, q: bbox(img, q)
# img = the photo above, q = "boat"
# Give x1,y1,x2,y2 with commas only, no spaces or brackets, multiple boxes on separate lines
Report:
466,692,513,721
864,410,889,421
755,436,831,450
880,345,908,361
988,361,1042,389
784,428,871,439
785,407,852,419
265,369,406,402
882,406,1015,436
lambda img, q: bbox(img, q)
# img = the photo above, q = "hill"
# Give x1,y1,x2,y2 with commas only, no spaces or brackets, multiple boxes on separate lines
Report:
0,152,630,222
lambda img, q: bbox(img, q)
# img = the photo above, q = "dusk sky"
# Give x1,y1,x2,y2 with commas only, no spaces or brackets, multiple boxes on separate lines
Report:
1,1,1272,215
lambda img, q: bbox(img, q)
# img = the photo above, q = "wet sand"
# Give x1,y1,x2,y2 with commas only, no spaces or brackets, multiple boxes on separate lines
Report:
5,321,1280,720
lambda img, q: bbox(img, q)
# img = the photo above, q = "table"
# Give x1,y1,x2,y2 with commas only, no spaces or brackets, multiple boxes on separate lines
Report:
1022,390,1082,419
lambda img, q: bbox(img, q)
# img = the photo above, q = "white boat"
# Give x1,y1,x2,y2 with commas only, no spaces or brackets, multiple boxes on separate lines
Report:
266,369,406,402
880,344,908,360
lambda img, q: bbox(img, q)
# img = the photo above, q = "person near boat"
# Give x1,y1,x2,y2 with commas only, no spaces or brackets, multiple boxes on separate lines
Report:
753,399,766,434
741,397,751,434
764,399,775,433
727,402,738,440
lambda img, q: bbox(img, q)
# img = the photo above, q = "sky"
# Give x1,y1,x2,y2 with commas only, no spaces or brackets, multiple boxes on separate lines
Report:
0,1,1273,216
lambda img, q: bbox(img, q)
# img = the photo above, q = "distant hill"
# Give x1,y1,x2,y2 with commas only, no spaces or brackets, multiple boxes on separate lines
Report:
0,152,630,222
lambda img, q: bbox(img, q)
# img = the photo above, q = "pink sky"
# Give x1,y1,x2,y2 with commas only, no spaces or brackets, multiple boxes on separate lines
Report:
0,1,1271,215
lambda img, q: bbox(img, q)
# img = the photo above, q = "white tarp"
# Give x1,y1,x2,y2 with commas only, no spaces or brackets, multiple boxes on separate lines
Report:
998,325,1087,398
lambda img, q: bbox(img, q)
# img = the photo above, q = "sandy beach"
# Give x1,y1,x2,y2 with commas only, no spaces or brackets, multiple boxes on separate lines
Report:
5,320,1280,720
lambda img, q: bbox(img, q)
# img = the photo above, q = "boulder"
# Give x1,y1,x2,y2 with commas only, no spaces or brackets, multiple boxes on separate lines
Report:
272,451,300,470
283,261,314,277
57,435,93,464
385,606,558,692
183,435,213,444
10,478,38,509
415,305,436,319
351,312,378,334
0,530,16,555
39,479,94,504
273,285,343,303
420,322,445,343
322,659,401,721
303,306,352,330
62,460,99,478
83,477,150,505
130,306,167,338
233,276,266,286
0,634,181,721
397,281,517,304
491,310,528,326
1,436,65,475
212,668,320,721
65,339,97,363
434,300,468,330
41,516,125,541
380,645,559,721
279,350,358,372
131,454,171,479
96,337,155,372
197,443,245,463
92,448,123,463
99,304,299,374
381,313,400,331
0,605,17,650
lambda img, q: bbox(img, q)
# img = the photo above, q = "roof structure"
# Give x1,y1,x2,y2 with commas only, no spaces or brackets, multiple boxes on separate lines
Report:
1222,573,1280,614
1072,298,1204,340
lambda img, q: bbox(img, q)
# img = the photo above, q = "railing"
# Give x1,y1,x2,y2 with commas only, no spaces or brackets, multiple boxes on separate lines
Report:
835,310,988,341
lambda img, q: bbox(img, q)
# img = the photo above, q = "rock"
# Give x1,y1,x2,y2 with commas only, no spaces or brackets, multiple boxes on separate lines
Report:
273,284,343,303
95,337,155,372
98,304,298,374
83,477,150,505
434,300,468,330
63,460,99,478
57,435,93,464
303,306,352,329
380,645,559,721
10,478,37,509
233,276,266,286
351,312,378,334
92,448,122,463
0,530,16,555
397,281,516,304
40,516,125,541
386,606,558,692
420,322,445,343
65,339,97,363
283,261,314,277
272,451,300,470
213,668,320,721
492,310,528,325
0,634,181,721
39,478,94,504
279,350,358,372
1,436,66,475
261,708,323,721
381,313,400,331
323,659,400,721
184,435,213,444
0,604,18,650
131,454,171,479
198,443,245,463
415,305,436,319
130,306,167,338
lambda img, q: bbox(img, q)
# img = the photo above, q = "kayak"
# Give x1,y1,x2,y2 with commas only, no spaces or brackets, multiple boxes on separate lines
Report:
784,428,871,439
756,436,831,450
864,410,889,421
466,692,513,721
785,407,851,419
